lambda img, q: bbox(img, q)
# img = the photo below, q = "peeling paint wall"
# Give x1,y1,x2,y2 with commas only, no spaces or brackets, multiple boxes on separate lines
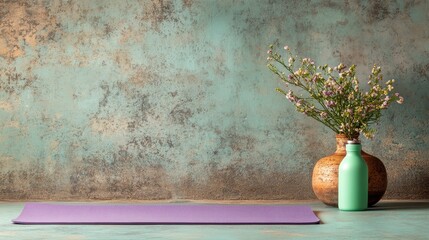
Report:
0,0,428,200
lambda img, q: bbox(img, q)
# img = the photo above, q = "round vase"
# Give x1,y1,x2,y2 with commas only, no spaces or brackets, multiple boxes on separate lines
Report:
312,134,387,207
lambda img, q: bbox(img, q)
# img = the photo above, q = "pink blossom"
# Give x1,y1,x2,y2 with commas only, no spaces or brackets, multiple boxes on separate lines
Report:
325,100,336,108
311,75,318,82
286,90,295,102
322,90,333,96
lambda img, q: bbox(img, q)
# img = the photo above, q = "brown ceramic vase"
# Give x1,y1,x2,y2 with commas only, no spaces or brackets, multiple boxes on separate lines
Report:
312,134,387,207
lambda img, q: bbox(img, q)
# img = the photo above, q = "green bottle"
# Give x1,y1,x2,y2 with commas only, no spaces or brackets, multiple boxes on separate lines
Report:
338,141,368,211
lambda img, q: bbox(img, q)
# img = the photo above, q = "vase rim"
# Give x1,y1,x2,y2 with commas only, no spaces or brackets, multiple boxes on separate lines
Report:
335,133,360,139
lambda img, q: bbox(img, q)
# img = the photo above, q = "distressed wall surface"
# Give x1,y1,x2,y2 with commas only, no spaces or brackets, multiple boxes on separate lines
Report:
0,0,428,200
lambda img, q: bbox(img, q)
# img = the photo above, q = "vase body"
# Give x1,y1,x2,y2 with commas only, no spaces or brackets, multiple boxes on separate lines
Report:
312,134,387,207
338,143,368,211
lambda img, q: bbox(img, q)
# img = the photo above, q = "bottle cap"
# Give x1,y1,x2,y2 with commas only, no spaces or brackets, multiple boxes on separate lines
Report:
347,139,360,144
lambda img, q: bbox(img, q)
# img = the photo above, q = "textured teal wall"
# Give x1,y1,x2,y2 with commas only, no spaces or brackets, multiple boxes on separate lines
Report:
0,0,428,200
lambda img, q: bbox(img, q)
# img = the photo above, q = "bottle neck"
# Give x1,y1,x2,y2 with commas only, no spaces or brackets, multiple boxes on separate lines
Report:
346,143,362,153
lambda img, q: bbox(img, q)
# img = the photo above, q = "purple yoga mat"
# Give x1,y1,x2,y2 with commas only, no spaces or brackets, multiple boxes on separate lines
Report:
12,203,320,225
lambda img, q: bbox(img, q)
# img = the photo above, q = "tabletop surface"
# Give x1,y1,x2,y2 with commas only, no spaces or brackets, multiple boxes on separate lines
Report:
1,200,428,240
